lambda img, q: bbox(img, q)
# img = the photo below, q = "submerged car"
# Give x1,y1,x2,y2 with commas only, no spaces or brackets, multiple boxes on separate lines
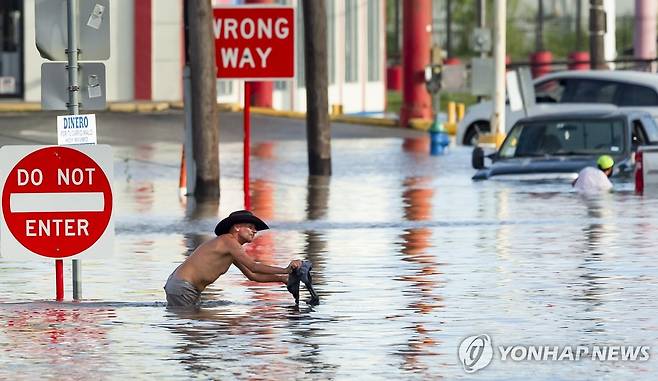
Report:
472,110,658,181
457,70,658,146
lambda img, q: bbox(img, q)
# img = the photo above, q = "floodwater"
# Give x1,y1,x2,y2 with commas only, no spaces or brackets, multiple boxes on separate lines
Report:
2,130,658,380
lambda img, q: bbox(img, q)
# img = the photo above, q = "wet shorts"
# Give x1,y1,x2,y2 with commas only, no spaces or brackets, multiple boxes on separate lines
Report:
164,272,201,307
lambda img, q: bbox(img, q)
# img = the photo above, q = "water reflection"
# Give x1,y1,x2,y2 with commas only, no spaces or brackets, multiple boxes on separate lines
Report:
396,177,442,376
575,196,615,332
304,176,330,287
0,305,115,379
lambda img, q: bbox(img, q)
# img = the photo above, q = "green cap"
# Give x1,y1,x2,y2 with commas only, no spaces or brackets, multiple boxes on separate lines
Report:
597,155,614,170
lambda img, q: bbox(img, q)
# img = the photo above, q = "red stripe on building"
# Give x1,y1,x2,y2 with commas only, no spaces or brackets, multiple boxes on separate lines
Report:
134,0,152,100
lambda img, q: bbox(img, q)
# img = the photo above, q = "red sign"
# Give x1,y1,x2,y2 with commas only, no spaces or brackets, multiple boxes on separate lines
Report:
213,6,295,79
1,146,113,258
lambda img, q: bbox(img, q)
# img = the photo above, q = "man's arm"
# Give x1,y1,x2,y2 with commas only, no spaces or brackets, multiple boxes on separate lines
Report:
229,241,291,275
233,260,287,283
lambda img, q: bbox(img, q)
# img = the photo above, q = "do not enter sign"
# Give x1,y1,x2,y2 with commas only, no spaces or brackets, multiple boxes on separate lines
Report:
0,145,114,259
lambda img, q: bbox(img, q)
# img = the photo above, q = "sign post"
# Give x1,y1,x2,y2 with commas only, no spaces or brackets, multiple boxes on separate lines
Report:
212,6,295,209
36,0,110,300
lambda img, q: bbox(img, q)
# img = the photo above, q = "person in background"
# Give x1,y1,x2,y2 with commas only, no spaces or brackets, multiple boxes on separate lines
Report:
573,155,614,193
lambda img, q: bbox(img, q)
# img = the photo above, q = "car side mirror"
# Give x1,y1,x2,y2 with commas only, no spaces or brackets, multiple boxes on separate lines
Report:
472,147,485,169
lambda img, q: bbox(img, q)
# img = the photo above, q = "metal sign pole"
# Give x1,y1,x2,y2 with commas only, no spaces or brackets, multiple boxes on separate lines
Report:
244,82,251,210
67,0,82,300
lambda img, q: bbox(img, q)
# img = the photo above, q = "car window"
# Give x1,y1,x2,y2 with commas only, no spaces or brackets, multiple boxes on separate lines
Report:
566,79,619,103
618,84,658,106
535,79,566,103
641,115,658,142
499,118,625,158
632,120,647,148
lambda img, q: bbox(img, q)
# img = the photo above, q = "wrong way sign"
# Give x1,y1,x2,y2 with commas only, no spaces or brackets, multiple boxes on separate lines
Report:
0,145,114,259
213,6,295,79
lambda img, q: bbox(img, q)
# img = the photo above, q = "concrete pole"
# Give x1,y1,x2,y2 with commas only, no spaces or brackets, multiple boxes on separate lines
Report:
603,0,616,68
400,0,432,127
245,0,273,107
492,0,506,148
589,0,606,70
302,0,331,176
634,0,656,71
187,0,219,200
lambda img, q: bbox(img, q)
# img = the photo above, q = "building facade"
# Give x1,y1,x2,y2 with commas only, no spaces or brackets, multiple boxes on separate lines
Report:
2,0,385,115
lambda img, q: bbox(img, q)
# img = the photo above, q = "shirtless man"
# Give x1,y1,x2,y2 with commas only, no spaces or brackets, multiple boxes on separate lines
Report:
164,210,301,307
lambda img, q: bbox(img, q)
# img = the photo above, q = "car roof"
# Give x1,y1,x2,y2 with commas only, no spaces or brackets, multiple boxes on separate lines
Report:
536,70,658,87
516,109,650,123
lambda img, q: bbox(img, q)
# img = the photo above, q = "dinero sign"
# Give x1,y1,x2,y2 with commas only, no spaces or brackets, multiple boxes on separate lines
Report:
212,6,295,79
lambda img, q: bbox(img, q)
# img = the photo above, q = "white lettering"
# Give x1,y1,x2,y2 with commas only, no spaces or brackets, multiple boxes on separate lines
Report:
528,346,542,361
26,220,36,236
592,346,606,361
257,18,272,39
17,169,42,186
213,18,222,39
274,18,289,39
558,346,574,361
575,346,589,360
24,218,90,237
256,47,272,68
510,346,527,361
239,47,255,68
543,346,559,361
240,18,255,39
38,219,50,236
17,169,29,186
607,346,620,361
640,346,650,361
221,48,239,68
621,346,642,361
224,18,238,39
78,219,89,236
498,346,513,361
58,168,96,186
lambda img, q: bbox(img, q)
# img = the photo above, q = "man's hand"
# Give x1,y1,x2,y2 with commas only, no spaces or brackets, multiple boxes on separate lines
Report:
287,260,302,273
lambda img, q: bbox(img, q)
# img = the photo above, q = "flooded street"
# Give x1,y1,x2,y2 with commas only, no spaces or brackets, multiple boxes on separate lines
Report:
1,112,658,380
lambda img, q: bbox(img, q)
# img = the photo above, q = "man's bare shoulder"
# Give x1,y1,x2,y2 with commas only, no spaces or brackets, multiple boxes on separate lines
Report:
212,234,242,254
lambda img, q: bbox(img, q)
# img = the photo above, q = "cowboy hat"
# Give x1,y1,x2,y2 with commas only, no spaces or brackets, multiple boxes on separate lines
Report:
214,210,269,236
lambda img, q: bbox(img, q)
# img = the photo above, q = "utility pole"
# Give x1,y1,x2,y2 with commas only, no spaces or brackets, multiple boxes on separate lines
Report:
536,0,544,51
186,0,219,199
446,0,452,58
589,0,606,69
302,0,331,176
492,0,506,148
576,0,582,50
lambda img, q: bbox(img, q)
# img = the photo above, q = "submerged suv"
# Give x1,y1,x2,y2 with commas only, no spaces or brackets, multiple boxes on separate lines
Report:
471,109,658,180
457,70,658,145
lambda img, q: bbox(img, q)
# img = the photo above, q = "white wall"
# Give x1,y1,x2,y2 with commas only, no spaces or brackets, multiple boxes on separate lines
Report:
23,0,40,102
106,0,134,101
151,0,182,101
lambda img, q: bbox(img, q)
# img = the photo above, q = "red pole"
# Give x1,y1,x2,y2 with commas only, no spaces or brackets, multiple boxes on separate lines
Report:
55,259,64,301
244,82,251,210
400,0,432,128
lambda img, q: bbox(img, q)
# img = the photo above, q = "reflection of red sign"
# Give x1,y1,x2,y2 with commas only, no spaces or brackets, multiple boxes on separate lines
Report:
213,6,294,79
1,146,112,258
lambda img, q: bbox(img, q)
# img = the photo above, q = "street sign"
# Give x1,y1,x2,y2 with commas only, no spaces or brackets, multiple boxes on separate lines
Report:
35,0,110,61
41,62,106,110
213,6,295,79
0,145,114,259
57,114,97,145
